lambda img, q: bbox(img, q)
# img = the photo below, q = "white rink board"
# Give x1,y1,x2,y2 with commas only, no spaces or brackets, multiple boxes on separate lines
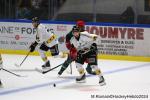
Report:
0,21,73,51
0,21,150,56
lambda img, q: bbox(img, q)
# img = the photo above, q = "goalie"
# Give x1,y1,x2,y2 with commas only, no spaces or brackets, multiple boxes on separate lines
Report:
30,17,60,71
70,26,106,86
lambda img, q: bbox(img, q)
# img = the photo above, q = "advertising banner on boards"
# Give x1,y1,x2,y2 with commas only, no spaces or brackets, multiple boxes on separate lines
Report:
0,21,150,56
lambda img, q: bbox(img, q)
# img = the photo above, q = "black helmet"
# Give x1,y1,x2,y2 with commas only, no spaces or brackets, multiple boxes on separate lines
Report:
72,26,80,32
32,17,39,23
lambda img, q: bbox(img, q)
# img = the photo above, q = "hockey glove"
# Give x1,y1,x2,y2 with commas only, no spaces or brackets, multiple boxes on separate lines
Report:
91,34,98,41
29,41,38,52
40,42,49,51
93,35,97,41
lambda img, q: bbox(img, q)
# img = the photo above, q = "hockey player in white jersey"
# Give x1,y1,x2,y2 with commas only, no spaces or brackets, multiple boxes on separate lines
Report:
0,54,3,86
58,20,97,76
71,26,106,86
30,17,59,71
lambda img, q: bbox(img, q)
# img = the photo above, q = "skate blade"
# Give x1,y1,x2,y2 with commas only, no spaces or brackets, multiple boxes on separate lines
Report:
42,67,51,72
99,81,106,86
76,79,86,83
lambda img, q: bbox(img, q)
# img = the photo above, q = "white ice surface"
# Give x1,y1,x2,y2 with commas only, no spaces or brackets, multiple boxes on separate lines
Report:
0,54,150,100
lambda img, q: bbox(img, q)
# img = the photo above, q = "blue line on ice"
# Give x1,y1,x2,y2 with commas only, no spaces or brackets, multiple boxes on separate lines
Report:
0,63,150,96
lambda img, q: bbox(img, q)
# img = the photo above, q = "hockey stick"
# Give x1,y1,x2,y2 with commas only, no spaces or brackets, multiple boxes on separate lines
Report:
1,68,27,77
35,63,63,74
14,51,30,67
70,63,72,74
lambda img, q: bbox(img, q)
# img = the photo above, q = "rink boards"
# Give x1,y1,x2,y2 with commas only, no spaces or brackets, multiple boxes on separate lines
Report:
0,49,150,62
0,19,150,62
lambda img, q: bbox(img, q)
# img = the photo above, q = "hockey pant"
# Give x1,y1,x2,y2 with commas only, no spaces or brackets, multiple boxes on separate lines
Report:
38,44,59,62
58,55,74,75
76,49,102,76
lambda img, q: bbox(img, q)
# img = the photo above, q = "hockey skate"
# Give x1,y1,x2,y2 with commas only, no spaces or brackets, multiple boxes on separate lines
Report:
42,61,51,71
99,76,106,86
58,65,67,76
58,68,65,76
76,73,86,83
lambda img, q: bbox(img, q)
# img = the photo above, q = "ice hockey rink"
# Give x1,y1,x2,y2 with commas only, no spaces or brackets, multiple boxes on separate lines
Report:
0,54,150,100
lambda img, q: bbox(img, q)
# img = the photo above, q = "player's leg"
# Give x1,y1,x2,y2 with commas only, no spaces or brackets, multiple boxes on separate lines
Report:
58,55,73,76
86,43,106,86
91,65,106,86
39,43,51,70
0,54,3,67
49,44,59,56
75,52,86,83
86,63,96,75
85,43,97,75
38,49,51,71
75,62,86,83
88,53,106,86
50,44,66,58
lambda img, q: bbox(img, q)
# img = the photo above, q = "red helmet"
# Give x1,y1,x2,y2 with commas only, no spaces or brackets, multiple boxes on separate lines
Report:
76,20,85,27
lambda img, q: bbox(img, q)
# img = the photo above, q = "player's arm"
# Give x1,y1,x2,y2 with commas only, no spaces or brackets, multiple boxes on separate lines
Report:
65,31,74,50
39,33,57,51
29,27,44,52
29,41,38,52
81,31,98,41
46,34,57,44
65,31,78,60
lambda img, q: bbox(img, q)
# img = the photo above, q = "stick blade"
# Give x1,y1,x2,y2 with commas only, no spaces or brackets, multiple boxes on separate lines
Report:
35,68,50,74
35,68,44,74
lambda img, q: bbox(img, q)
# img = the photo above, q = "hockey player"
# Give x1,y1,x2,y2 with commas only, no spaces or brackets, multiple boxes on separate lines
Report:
30,17,59,71
58,20,96,76
0,54,3,86
71,26,106,86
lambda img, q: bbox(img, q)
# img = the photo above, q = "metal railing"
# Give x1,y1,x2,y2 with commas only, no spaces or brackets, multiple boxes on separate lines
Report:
0,0,150,24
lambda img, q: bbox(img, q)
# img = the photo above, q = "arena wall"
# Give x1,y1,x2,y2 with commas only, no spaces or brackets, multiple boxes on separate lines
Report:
0,19,150,62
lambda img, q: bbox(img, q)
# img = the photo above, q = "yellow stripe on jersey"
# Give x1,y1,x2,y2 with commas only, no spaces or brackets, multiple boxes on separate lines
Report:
46,34,56,44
